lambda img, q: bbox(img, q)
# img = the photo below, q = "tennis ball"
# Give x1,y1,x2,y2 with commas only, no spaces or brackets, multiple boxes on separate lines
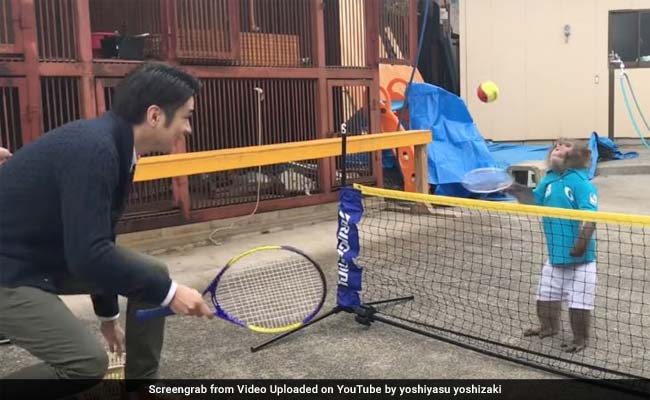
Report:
477,81,499,103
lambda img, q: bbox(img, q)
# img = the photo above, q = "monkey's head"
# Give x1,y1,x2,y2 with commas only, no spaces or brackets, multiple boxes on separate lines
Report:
547,138,592,173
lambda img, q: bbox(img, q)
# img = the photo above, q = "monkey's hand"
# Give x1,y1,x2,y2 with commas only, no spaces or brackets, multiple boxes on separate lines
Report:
571,222,595,258
570,239,587,257
504,183,535,204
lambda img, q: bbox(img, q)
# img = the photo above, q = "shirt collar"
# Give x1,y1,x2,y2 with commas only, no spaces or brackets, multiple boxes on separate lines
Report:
546,168,589,180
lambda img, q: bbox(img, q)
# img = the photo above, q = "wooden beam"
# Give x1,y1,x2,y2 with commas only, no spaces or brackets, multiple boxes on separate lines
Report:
91,62,376,80
134,130,431,182
38,62,85,76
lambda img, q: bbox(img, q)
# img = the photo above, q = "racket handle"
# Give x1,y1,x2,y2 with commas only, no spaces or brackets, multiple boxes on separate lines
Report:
135,306,175,321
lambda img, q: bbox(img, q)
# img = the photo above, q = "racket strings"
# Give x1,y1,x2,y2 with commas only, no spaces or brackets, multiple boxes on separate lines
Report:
215,253,324,329
217,262,321,327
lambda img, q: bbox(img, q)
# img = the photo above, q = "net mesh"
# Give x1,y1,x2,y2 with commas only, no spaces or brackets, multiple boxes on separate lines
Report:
355,186,650,389
215,248,325,329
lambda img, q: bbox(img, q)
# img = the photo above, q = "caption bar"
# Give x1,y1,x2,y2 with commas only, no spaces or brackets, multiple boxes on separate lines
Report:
148,383,503,397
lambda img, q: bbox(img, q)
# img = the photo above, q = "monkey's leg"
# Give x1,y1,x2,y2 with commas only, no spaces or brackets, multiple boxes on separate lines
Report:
523,301,561,338
562,308,590,353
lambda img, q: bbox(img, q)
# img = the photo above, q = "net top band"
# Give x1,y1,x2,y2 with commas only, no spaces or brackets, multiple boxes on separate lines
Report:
354,184,650,227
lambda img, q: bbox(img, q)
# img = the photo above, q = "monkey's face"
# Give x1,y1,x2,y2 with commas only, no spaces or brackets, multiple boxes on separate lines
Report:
549,141,574,170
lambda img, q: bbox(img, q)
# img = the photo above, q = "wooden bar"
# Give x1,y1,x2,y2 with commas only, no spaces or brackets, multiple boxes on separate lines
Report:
134,130,431,182
91,62,376,80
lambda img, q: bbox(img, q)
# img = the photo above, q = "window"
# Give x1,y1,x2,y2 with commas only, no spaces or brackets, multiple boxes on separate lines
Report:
610,10,650,67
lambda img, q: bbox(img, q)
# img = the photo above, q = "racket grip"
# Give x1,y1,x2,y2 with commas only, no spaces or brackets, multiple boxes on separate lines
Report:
135,306,175,321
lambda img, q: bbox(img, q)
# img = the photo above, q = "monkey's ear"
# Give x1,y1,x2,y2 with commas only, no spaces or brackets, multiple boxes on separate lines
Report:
579,146,592,169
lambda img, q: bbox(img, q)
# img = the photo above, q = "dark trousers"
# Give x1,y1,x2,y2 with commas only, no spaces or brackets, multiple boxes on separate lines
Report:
0,248,168,396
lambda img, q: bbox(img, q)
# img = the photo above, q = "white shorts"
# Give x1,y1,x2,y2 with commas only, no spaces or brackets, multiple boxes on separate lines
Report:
536,261,597,310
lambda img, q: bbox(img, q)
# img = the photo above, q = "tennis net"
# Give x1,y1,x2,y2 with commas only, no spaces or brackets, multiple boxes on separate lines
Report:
338,184,650,393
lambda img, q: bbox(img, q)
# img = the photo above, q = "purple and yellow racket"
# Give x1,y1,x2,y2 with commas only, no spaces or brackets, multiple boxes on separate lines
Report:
136,245,327,334
461,167,514,194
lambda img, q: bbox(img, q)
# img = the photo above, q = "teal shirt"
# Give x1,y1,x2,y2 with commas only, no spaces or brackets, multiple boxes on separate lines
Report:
533,168,598,266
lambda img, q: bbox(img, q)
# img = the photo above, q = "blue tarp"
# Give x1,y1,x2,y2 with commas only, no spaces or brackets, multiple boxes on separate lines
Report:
407,82,497,197
390,82,638,199
486,142,550,170
588,132,638,179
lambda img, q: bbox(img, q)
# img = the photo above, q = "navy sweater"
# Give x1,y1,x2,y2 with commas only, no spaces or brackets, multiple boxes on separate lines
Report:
0,111,171,317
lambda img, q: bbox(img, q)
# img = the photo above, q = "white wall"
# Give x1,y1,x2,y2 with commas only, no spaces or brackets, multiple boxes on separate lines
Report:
460,0,650,141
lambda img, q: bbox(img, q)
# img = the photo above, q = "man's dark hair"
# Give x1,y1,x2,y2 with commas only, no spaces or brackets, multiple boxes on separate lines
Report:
112,62,201,126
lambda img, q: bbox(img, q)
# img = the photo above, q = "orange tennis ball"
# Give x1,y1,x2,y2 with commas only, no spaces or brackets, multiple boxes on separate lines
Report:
477,81,499,103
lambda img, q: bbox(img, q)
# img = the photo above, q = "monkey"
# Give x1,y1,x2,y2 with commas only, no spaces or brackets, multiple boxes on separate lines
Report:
506,139,597,353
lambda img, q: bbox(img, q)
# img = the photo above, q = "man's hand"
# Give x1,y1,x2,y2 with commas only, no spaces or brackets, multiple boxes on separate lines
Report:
0,147,12,166
169,284,214,318
100,320,125,354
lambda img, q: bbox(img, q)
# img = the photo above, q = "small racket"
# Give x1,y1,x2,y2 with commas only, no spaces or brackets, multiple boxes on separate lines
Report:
136,245,327,334
461,167,514,193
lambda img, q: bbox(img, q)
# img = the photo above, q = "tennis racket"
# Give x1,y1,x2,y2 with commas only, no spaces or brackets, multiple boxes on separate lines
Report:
136,245,327,334
461,167,514,193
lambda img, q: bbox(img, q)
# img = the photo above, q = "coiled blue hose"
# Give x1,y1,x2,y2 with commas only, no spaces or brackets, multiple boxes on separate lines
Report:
620,70,650,149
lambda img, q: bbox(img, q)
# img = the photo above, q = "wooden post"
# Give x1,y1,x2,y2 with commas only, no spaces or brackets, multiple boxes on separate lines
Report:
313,0,331,194
414,141,429,194
20,0,42,142
162,0,190,220
166,0,178,61
365,0,383,187
409,0,418,66
410,135,431,215
311,0,325,67
75,0,97,119
171,138,191,220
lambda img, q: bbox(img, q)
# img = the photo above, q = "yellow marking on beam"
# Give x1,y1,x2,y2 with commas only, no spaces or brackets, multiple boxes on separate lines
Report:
134,130,431,182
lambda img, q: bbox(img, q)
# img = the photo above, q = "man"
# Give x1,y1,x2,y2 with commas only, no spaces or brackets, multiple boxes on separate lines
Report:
0,63,213,398
0,145,11,345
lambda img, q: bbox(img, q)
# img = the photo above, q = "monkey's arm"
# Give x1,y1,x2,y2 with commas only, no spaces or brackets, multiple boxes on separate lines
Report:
570,222,596,257
504,183,536,204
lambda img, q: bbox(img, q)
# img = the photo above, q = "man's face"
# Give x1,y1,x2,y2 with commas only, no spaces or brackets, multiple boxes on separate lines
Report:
155,97,194,153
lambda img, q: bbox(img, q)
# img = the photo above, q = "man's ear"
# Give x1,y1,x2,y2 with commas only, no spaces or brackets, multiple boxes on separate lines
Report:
146,105,163,127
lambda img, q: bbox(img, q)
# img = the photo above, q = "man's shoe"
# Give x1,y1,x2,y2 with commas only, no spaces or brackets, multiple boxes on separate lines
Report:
0,334,10,345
